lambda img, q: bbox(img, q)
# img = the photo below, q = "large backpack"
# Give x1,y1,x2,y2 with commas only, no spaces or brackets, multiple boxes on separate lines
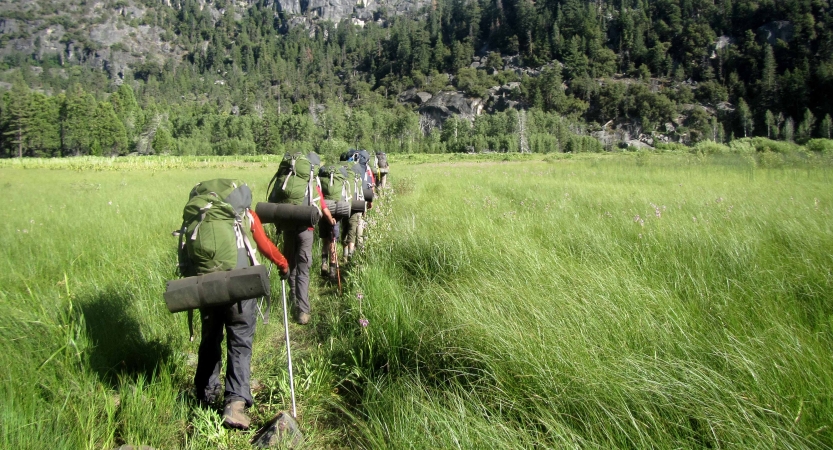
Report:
267,152,323,207
351,162,375,202
319,164,350,201
177,179,258,277
375,152,389,169
174,179,262,339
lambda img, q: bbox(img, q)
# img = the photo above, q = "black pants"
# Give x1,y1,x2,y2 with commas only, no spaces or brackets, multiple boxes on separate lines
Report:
194,298,257,406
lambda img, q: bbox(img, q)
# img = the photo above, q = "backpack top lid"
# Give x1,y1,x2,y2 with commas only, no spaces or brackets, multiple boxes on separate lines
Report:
306,151,321,166
357,150,370,165
188,179,252,214
341,149,360,162
319,164,349,180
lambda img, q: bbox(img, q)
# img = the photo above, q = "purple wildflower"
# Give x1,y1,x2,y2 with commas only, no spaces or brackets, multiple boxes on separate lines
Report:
359,318,369,328
357,292,364,300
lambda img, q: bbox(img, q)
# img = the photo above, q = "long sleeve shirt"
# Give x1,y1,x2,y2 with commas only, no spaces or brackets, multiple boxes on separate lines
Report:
250,210,289,272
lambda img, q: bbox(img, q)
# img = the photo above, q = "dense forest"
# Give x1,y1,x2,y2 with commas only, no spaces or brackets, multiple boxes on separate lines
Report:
0,0,831,157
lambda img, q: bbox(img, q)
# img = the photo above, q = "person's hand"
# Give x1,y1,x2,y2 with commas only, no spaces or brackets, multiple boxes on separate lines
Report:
367,202,373,210
280,265,289,280
329,217,336,226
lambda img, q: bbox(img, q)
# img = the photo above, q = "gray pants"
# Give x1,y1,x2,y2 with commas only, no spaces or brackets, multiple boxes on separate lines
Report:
194,298,257,406
283,227,313,314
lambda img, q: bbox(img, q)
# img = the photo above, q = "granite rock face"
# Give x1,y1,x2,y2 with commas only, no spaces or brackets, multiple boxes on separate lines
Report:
275,0,430,23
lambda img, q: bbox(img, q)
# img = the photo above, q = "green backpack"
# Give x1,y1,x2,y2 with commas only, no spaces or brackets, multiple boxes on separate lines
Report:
177,179,258,277
339,161,365,201
267,152,323,207
319,164,350,201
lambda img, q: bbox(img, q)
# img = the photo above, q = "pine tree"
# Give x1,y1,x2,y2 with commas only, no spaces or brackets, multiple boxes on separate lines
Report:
797,108,816,141
91,101,129,155
3,76,32,158
62,84,97,155
111,83,141,142
27,93,61,156
760,45,778,110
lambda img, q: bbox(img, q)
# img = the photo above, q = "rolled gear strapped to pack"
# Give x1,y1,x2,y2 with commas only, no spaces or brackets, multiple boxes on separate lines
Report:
169,179,269,339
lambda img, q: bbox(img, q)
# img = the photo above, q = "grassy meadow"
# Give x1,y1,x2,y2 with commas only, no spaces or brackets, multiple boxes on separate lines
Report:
1,151,832,449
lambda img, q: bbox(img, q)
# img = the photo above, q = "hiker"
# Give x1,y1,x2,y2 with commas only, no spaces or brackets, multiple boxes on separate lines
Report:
267,152,336,325
181,179,289,431
357,149,377,194
319,164,351,281
374,151,389,189
342,150,373,261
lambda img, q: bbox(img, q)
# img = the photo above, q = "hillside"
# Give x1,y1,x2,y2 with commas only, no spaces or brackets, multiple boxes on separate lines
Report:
0,0,831,157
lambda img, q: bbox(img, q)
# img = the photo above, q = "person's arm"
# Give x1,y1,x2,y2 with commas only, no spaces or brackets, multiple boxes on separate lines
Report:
249,210,289,275
317,185,336,226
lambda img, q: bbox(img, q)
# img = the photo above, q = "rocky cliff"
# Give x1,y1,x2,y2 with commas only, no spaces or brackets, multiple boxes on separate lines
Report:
275,0,429,23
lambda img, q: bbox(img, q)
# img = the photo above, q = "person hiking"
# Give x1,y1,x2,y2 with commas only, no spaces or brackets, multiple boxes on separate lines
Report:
318,164,351,281
267,152,336,325
339,151,375,260
374,151,389,189
182,179,289,431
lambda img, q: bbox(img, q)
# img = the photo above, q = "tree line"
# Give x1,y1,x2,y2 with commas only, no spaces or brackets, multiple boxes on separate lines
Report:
1,0,832,157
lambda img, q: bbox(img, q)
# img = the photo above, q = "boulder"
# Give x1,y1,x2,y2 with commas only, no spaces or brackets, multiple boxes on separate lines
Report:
492,96,520,112
626,139,653,150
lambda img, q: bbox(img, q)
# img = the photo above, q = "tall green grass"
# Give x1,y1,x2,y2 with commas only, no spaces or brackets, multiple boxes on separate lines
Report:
1,153,831,448
0,166,324,449
334,154,833,448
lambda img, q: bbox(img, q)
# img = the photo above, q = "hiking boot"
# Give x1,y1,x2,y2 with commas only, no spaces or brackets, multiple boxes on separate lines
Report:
196,384,223,406
295,312,310,325
329,265,339,283
222,400,251,430
320,261,328,277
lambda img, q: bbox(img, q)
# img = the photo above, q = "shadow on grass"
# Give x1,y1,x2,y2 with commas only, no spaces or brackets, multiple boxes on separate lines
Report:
81,290,174,387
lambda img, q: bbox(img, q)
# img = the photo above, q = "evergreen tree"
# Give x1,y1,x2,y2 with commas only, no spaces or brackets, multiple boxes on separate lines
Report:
110,83,141,143
3,76,32,158
91,101,129,155
796,108,816,142
27,93,61,156
62,85,97,155
759,45,778,111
